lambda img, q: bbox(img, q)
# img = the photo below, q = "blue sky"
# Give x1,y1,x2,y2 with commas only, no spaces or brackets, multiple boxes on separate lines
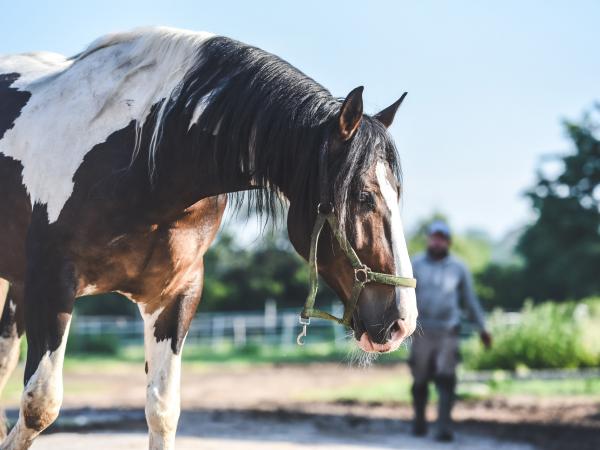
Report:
2,1,598,238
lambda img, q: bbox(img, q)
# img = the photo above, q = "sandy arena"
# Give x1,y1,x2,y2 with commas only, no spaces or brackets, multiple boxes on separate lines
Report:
3,363,599,449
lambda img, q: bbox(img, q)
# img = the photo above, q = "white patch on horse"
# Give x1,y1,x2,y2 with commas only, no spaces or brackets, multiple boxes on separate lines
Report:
0,283,20,440
0,27,215,222
0,331,19,388
0,299,20,399
116,290,137,302
78,284,97,296
139,304,183,450
3,318,71,447
0,279,8,315
375,161,417,326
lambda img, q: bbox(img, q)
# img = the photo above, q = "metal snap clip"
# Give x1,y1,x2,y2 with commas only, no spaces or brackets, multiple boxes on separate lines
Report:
296,317,311,346
317,202,333,214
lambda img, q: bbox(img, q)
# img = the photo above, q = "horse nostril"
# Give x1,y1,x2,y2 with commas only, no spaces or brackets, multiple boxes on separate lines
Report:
383,320,400,341
386,319,409,342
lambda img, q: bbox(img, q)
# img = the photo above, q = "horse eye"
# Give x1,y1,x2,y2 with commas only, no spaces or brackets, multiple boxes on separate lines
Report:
358,191,375,209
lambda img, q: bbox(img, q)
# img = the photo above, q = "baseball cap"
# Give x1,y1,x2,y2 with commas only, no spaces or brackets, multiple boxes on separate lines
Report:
427,220,451,239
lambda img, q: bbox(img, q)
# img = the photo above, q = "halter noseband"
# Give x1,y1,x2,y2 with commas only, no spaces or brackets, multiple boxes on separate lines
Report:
296,141,417,345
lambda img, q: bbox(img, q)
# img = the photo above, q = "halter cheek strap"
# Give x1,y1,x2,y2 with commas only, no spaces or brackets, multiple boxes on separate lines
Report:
297,204,417,345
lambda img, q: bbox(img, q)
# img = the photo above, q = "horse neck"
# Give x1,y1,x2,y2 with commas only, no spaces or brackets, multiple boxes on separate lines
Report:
156,122,321,212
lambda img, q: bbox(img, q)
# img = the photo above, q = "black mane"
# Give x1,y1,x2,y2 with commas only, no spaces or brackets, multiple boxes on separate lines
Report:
161,36,402,233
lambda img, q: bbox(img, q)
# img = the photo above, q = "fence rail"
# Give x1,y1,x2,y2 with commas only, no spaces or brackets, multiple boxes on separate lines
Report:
71,302,524,349
72,301,349,348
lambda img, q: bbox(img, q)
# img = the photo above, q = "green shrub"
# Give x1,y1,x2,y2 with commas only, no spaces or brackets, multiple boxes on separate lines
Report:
67,333,120,355
463,297,600,370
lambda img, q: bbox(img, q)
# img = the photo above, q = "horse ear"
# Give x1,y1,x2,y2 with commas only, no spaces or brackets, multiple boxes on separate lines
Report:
374,92,407,128
338,86,364,141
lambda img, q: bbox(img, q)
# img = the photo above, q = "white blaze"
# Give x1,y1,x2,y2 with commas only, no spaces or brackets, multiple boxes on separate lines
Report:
375,162,417,327
375,162,413,278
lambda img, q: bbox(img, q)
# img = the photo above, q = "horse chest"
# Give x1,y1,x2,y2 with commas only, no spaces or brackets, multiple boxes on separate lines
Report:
74,196,226,302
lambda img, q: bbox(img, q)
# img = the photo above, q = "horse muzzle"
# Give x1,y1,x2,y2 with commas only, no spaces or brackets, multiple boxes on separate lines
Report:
352,284,417,353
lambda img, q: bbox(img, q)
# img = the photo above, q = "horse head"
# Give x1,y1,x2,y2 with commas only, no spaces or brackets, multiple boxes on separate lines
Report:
287,87,417,353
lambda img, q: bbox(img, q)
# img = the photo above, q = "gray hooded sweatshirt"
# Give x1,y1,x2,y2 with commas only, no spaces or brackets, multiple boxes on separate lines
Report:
412,252,487,332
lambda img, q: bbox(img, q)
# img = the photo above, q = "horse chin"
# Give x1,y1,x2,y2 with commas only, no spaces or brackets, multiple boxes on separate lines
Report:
356,333,402,354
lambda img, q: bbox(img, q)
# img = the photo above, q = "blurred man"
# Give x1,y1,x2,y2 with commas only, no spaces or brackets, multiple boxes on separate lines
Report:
410,221,492,442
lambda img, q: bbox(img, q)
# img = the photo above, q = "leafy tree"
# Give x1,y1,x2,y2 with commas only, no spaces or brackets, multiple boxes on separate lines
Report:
202,229,334,312
476,263,526,311
74,292,138,316
518,105,600,301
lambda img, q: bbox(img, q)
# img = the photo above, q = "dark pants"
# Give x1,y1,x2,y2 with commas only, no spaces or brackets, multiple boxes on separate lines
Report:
409,329,459,435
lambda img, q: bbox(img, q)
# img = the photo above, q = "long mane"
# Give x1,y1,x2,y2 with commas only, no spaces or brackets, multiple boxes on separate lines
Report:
167,35,401,233
79,28,403,232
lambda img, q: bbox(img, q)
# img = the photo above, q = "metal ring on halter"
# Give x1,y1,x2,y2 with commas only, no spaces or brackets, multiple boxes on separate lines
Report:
297,193,417,346
317,202,333,215
296,317,311,346
354,266,369,284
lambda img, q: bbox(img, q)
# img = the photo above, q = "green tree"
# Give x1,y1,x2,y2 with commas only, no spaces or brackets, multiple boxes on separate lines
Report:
74,292,138,316
475,263,526,311
202,229,334,312
518,105,600,301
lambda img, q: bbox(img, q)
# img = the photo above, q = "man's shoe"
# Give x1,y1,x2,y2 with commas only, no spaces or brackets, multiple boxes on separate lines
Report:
435,430,454,442
411,382,429,437
412,420,427,437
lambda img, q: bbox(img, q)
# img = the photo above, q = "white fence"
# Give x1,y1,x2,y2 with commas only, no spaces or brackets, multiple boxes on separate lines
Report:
71,301,526,349
72,300,349,348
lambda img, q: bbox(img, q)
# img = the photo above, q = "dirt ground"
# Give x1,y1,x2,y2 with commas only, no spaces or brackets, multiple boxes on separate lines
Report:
4,363,600,450
34,411,537,450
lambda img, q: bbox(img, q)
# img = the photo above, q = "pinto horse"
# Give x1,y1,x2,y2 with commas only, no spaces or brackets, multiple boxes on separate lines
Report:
0,27,417,449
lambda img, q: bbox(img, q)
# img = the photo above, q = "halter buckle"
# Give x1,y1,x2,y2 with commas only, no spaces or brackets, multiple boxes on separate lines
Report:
354,266,370,284
317,202,334,215
297,317,311,346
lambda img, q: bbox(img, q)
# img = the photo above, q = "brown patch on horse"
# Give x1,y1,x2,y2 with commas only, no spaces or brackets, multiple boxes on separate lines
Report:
73,194,226,315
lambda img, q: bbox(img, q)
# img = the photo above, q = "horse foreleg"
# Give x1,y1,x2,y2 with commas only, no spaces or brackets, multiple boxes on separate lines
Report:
138,271,203,450
0,281,8,319
1,224,75,450
0,281,24,440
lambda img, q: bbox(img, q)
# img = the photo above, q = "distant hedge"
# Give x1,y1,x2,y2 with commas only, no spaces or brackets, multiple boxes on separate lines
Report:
462,298,600,370
66,333,120,355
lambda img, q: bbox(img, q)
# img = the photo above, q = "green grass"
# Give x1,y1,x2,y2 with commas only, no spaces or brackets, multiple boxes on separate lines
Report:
475,376,600,397
6,343,598,408
463,298,600,370
62,341,409,367
122,341,355,365
301,373,600,404
300,375,414,404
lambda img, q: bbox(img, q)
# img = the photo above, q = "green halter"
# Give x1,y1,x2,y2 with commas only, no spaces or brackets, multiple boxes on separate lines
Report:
297,203,417,345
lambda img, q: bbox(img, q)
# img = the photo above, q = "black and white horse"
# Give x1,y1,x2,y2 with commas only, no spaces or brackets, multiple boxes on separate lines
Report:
0,27,417,449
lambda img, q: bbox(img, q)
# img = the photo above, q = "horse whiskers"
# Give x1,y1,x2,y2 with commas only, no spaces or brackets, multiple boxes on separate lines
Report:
415,320,425,337
344,341,380,368
333,330,354,344
401,334,413,349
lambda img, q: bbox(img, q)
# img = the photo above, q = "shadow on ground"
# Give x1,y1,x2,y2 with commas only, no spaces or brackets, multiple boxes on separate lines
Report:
7,407,583,450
